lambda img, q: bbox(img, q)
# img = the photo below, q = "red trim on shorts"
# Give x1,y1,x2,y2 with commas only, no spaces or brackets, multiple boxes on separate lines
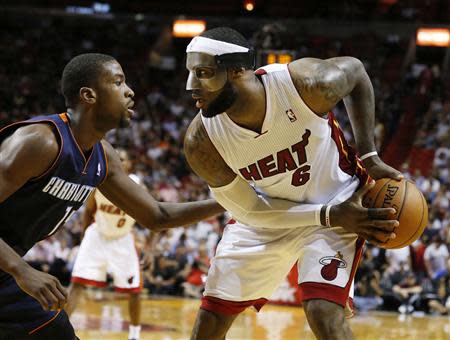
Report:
299,238,365,308
71,276,107,288
115,286,142,294
200,296,268,315
28,309,61,335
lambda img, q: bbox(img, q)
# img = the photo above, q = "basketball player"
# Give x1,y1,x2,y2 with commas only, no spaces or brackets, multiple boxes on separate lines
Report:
65,149,148,340
0,53,223,339
183,28,403,340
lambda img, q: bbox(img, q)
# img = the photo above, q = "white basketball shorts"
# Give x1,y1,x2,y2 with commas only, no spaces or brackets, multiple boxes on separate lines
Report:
202,220,363,314
71,224,141,293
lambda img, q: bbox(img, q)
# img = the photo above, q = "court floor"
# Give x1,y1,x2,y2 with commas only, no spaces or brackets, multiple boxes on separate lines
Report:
72,293,450,340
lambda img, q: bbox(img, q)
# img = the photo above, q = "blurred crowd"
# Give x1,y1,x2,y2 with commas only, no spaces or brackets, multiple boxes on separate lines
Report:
0,10,449,315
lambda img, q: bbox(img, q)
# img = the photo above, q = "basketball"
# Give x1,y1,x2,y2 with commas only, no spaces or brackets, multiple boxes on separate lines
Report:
362,178,428,249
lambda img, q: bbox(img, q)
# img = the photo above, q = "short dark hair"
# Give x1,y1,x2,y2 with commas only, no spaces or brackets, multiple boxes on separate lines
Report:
61,53,116,107
200,27,250,49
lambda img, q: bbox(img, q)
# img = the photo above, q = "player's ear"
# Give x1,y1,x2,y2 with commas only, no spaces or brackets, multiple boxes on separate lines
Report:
228,67,245,80
79,87,97,104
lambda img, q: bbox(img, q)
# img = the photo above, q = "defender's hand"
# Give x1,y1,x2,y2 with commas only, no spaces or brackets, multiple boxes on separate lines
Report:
13,264,67,311
362,155,403,181
329,181,399,246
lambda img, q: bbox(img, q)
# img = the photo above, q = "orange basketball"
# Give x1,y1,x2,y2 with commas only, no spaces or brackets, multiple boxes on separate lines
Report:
362,178,428,249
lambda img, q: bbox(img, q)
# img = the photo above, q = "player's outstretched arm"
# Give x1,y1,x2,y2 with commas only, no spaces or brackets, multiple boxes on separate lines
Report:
288,57,402,180
98,141,224,232
183,114,323,228
0,124,68,310
184,114,397,243
80,191,96,237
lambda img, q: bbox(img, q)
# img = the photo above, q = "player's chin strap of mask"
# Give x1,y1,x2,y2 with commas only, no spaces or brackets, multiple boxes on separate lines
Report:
186,36,255,69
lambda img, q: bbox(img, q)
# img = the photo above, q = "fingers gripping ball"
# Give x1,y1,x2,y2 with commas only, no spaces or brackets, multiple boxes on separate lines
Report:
362,178,428,249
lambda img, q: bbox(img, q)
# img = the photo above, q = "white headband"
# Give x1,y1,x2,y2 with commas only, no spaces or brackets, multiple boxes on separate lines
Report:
186,36,249,56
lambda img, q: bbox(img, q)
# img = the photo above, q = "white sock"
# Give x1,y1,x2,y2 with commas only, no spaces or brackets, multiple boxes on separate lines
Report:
129,325,141,339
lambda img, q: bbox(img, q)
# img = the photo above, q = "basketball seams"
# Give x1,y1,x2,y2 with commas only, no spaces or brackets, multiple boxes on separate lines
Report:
365,178,427,249
392,183,426,249
376,179,403,248
395,179,408,226
389,179,408,248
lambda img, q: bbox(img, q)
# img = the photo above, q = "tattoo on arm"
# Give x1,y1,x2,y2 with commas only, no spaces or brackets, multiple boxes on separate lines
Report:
184,116,236,186
293,68,343,105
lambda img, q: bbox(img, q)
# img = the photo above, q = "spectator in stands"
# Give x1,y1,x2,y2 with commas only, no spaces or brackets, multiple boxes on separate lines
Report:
354,246,384,312
144,255,179,295
424,235,449,283
385,247,412,272
392,272,422,314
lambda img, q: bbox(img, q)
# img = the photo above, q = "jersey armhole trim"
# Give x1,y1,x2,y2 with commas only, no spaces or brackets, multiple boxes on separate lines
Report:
97,141,109,186
26,120,64,182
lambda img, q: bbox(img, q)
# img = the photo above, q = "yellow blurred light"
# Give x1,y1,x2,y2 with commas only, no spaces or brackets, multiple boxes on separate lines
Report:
245,3,254,11
266,52,293,64
416,28,450,47
267,53,277,64
173,20,206,38
278,54,293,64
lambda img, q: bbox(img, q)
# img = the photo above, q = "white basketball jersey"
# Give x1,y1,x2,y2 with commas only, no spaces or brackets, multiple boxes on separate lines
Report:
93,174,140,238
202,63,368,206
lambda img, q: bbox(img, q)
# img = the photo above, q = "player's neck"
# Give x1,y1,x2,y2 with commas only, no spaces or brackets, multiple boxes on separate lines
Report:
226,77,266,134
66,109,104,151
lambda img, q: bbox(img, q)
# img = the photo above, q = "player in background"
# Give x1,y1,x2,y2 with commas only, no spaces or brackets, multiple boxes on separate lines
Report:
65,149,151,340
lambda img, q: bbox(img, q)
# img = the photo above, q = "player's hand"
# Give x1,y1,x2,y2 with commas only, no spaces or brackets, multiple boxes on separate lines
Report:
13,263,68,311
362,155,403,181
329,181,399,246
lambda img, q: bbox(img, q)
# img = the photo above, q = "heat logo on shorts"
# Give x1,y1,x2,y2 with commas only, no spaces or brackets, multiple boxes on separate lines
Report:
319,251,347,281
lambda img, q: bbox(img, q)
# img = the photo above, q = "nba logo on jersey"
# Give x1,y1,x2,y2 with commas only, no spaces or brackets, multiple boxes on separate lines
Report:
285,109,297,122
97,163,101,176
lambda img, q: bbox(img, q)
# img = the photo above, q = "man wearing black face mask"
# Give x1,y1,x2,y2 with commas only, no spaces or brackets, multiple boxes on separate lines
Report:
184,27,403,340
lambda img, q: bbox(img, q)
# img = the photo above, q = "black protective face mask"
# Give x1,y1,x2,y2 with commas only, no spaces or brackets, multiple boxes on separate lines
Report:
201,81,238,118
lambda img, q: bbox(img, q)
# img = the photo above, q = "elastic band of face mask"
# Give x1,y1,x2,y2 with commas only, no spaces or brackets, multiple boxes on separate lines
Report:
215,50,255,69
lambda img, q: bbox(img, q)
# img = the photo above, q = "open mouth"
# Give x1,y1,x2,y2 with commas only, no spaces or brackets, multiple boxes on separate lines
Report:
126,101,135,117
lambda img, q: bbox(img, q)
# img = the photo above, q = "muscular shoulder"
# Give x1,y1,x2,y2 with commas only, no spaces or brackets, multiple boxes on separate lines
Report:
0,123,60,198
0,123,59,174
184,114,236,187
288,57,360,114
